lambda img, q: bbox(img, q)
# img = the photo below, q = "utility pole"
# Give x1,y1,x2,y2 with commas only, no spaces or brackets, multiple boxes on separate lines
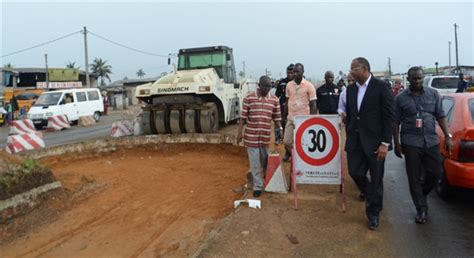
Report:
83,26,90,88
265,68,268,77
242,61,245,78
454,23,459,73
45,54,49,91
388,57,392,77
435,62,439,75
448,41,452,68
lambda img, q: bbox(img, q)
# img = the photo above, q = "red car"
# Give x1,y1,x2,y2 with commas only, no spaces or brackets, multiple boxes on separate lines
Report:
436,93,474,197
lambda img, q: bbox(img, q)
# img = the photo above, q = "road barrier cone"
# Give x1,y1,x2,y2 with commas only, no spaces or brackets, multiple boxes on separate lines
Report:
264,153,288,193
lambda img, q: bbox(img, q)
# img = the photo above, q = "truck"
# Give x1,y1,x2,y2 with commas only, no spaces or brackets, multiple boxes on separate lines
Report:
135,46,256,134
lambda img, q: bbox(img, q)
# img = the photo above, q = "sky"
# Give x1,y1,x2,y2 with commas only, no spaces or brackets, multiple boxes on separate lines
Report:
1,0,473,83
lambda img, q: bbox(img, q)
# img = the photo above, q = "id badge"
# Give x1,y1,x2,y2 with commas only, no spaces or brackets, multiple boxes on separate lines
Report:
416,118,423,128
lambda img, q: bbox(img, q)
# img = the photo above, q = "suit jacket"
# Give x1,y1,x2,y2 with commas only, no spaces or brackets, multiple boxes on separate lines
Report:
345,76,395,156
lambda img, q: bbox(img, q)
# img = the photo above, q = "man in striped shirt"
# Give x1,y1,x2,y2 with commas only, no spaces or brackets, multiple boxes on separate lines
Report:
237,76,282,198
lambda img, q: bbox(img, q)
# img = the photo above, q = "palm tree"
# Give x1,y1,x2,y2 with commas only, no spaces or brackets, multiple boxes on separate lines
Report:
66,61,80,69
136,69,146,79
90,58,112,86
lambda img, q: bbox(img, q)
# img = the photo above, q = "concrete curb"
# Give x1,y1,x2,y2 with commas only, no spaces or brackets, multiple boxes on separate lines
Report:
24,134,239,159
0,181,62,211
0,181,62,223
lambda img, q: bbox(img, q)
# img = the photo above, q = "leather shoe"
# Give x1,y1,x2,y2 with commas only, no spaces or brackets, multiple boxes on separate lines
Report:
415,211,428,224
253,190,262,198
368,216,379,230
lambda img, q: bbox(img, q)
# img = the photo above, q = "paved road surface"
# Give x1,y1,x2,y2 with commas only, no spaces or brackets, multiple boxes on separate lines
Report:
0,110,127,149
384,152,474,257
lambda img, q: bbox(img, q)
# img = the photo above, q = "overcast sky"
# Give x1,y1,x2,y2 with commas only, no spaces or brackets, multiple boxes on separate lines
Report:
1,0,473,82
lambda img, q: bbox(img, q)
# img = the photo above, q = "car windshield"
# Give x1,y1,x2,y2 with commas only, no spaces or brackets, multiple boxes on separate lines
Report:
178,51,225,70
34,92,62,106
431,78,458,89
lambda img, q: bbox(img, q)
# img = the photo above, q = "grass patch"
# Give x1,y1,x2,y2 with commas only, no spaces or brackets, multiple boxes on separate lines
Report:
0,158,50,189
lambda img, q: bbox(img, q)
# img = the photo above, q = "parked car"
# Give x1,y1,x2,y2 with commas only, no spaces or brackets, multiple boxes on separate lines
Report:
27,88,104,129
436,93,474,197
423,75,459,94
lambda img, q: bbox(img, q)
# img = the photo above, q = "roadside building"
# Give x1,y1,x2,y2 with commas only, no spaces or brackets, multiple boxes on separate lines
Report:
0,67,98,101
102,77,160,109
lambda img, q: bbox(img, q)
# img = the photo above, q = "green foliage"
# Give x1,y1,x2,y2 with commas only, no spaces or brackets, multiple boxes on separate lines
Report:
136,69,146,79
21,158,43,175
90,57,113,86
66,61,80,69
0,174,16,188
0,158,46,189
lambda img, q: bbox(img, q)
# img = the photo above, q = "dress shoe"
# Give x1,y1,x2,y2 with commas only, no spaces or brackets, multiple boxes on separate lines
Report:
415,211,428,224
368,216,379,230
253,190,262,198
282,151,291,162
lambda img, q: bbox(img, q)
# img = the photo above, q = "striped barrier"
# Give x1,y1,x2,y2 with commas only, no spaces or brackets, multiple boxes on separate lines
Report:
9,119,37,135
264,153,288,193
110,120,134,137
6,132,45,154
79,116,96,127
46,115,71,132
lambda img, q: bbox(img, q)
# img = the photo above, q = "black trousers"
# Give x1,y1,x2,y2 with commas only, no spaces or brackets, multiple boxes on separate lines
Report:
347,137,386,219
402,144,442,212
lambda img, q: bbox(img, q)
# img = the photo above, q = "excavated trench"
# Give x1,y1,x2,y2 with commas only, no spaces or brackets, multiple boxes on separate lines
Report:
0,135,248,257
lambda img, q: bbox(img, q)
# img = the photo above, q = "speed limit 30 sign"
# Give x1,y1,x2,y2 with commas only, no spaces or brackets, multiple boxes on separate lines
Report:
293,115,341,185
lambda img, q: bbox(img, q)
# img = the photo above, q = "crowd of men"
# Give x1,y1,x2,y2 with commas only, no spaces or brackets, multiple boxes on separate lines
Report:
237,57,459,231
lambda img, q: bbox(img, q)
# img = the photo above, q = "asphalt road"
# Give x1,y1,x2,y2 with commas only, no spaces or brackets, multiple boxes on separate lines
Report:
0,110,127,149
384,151,474,257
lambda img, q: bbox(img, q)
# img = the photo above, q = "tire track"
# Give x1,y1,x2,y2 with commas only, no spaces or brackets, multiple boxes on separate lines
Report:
130,182,205,258
18,201,123,257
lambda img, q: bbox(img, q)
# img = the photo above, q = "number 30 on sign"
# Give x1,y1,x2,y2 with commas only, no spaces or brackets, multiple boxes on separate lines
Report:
293,115,341,185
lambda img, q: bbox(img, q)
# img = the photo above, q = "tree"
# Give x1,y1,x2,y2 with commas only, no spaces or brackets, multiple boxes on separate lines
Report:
3,63,14,68
90,58,112,86
66,61,80,69
136,69,146,79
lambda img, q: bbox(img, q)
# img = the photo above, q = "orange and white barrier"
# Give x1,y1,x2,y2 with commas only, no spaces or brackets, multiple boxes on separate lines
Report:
264,153,288,193
110,120,134,137
9,119,37,135
46,115,71,132
6,132,45,154
79,116,96,127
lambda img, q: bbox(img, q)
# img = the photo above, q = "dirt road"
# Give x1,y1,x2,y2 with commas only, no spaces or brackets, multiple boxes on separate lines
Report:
1,144,248,257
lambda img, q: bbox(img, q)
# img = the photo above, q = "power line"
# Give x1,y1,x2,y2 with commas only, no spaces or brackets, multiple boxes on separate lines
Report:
88,30,168,58
1,30,82,58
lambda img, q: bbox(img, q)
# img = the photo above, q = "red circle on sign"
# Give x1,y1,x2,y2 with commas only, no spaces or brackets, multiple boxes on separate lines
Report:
295,117,339,166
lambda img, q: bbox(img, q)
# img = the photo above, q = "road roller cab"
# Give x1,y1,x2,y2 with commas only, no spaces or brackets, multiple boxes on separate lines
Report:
136,46,254,134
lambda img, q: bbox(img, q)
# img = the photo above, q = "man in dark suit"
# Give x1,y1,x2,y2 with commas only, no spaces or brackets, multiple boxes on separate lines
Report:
345,57,395,230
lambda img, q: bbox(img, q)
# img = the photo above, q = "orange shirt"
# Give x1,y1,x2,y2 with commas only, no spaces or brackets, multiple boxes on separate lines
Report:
285,79,317,120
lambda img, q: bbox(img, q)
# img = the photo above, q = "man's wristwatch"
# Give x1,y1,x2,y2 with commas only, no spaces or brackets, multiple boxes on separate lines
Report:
446,133,453,139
